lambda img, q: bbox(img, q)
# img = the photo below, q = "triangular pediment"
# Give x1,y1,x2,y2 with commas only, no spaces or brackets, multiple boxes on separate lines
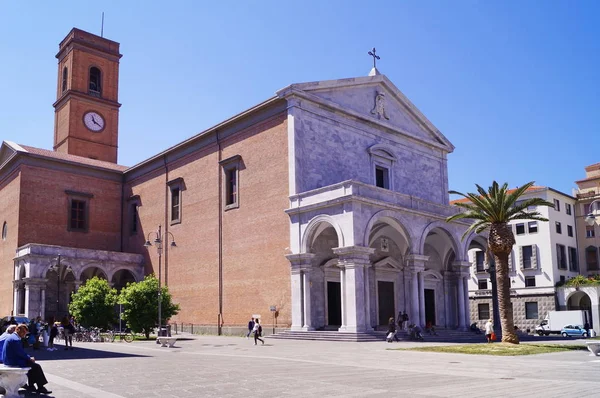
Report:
0,141,23,169
277,75,454,151
373,256,403,270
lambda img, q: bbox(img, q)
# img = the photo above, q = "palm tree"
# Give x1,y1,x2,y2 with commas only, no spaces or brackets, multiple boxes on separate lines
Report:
446,181,553,344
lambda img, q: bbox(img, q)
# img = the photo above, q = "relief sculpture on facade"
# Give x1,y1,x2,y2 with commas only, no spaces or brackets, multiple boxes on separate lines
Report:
370,91,390,120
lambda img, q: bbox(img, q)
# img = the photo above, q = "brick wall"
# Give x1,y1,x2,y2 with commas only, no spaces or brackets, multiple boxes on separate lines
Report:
18,165,122,251
124,112,291,328
0,171,21,315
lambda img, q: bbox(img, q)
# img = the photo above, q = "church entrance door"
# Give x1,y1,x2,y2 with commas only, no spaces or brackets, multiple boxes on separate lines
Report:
327,281,341,326
424,289,436,325
378,281,395,326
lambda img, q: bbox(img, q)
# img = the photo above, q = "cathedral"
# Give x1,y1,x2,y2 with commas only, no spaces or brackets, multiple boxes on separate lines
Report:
1,28,485,335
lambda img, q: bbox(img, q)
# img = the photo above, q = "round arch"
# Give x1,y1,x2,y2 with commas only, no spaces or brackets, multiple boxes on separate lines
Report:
419,221,461,258
422,269,443,280
363,210,413,250
463,231,488,261
566,290,592,310
301,215,345,254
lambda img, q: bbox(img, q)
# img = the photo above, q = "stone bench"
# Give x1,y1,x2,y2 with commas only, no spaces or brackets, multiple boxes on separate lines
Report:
586,341,600,356
157,337,177,348
0,365,30,398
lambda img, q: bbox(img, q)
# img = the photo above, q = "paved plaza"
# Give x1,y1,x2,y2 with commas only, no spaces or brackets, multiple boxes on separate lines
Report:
12,335,600,397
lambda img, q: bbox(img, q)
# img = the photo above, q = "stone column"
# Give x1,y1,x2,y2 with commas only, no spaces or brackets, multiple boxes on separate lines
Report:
23,278,46,319
302,268,314,331
333,246,374,333
286,253,315,332
418,272,425,326
456,274,466,329
453,260,471,330
340,268,346,330
13,285,19,315
405,255,428,327
41,288,46,321
363,263,373,331
463,276,471,329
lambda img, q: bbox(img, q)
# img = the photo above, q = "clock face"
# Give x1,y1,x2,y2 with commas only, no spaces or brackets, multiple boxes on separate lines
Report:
83,111,105,132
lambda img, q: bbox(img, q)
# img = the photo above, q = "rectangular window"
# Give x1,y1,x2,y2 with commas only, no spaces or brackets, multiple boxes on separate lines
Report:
525,302,538,319
586,226,595,238
553,199,560,211
555,222,562,234
586,248,599,271
375,166,389,189
567,225,573,237
528,221,538,234
475,251,485,272
478,303,490,320
515,223,525,235
225,167,238,206
70,199,86,231
171,187,180,223
584,203,591,215
560,275,566,284
568,247,578,271
130,203,138,235
566,203,572,215
478,279,488,290
220,155,241,210
525,276,536,287
522,245,533,269
557,244,567,269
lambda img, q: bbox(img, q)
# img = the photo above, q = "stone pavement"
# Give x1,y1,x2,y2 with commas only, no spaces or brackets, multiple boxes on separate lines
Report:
14,334,600,397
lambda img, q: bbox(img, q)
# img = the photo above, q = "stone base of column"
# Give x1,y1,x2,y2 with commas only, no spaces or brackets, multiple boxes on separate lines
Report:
301,326,315,331
339,325,367,333
290,325,304,332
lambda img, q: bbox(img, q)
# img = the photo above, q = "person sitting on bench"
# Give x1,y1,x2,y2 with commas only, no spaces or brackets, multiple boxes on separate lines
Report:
1,324,52,395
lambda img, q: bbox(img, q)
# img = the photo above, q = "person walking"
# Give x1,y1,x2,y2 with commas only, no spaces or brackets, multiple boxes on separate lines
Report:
61,316,74,350
387,317,400,342
484,319,494,343
246,318,255,339
402,312,409,331
252,319,264,345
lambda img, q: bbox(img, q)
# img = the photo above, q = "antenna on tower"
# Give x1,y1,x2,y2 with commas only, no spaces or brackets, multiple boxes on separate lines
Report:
101,12,105,37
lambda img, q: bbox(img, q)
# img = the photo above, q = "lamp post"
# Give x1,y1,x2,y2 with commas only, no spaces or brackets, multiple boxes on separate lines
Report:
50,254,71,319
144,225,177,337
485,258,502,333
585,200,600,227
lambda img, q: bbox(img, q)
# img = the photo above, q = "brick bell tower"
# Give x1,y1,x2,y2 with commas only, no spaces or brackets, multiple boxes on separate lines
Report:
53,28,122,163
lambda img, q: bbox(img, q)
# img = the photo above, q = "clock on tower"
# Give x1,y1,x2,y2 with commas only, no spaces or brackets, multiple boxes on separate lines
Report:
53,28,122,163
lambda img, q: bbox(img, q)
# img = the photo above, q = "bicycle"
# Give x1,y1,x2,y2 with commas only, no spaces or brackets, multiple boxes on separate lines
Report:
110,328,134,343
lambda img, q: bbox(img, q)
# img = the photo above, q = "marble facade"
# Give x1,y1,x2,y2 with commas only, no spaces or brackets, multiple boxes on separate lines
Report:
279,74,480,332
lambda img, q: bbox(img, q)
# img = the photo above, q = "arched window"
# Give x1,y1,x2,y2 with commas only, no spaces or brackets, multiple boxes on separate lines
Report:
62,67,68,92
2,221,7,241
89,67,102,97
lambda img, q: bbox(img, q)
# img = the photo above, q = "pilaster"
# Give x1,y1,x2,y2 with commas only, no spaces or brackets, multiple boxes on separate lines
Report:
286,253,315,331
333,246,374,333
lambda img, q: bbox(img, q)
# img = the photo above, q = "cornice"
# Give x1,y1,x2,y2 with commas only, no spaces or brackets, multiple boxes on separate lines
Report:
53,90,121,110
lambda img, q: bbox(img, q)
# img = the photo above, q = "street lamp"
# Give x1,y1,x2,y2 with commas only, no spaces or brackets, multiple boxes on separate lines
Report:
585,200,600,226
50,254,72,319
484,256,501,333
144,225,177,337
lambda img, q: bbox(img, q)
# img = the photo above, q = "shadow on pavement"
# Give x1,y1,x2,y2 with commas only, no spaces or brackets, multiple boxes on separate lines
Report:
24,346,150,361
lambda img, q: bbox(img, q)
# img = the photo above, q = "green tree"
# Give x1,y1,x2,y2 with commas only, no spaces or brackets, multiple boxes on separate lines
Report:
446,181,553,344
69,276,118,329
119,275,180,339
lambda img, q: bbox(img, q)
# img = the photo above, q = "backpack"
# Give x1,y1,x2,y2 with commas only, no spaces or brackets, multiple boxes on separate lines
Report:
258,325,262,336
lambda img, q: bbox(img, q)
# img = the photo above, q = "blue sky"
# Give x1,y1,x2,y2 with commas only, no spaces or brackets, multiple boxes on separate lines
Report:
0,1,598,197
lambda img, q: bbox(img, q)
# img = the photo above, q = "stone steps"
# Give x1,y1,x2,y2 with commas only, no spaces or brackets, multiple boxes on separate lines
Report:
267,329,486,343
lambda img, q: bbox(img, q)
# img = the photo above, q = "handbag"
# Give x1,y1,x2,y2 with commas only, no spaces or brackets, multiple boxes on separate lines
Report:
491,332,497,341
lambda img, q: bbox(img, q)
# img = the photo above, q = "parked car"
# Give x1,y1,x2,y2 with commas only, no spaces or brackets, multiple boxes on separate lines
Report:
560,324,588,338
0,316,30,333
